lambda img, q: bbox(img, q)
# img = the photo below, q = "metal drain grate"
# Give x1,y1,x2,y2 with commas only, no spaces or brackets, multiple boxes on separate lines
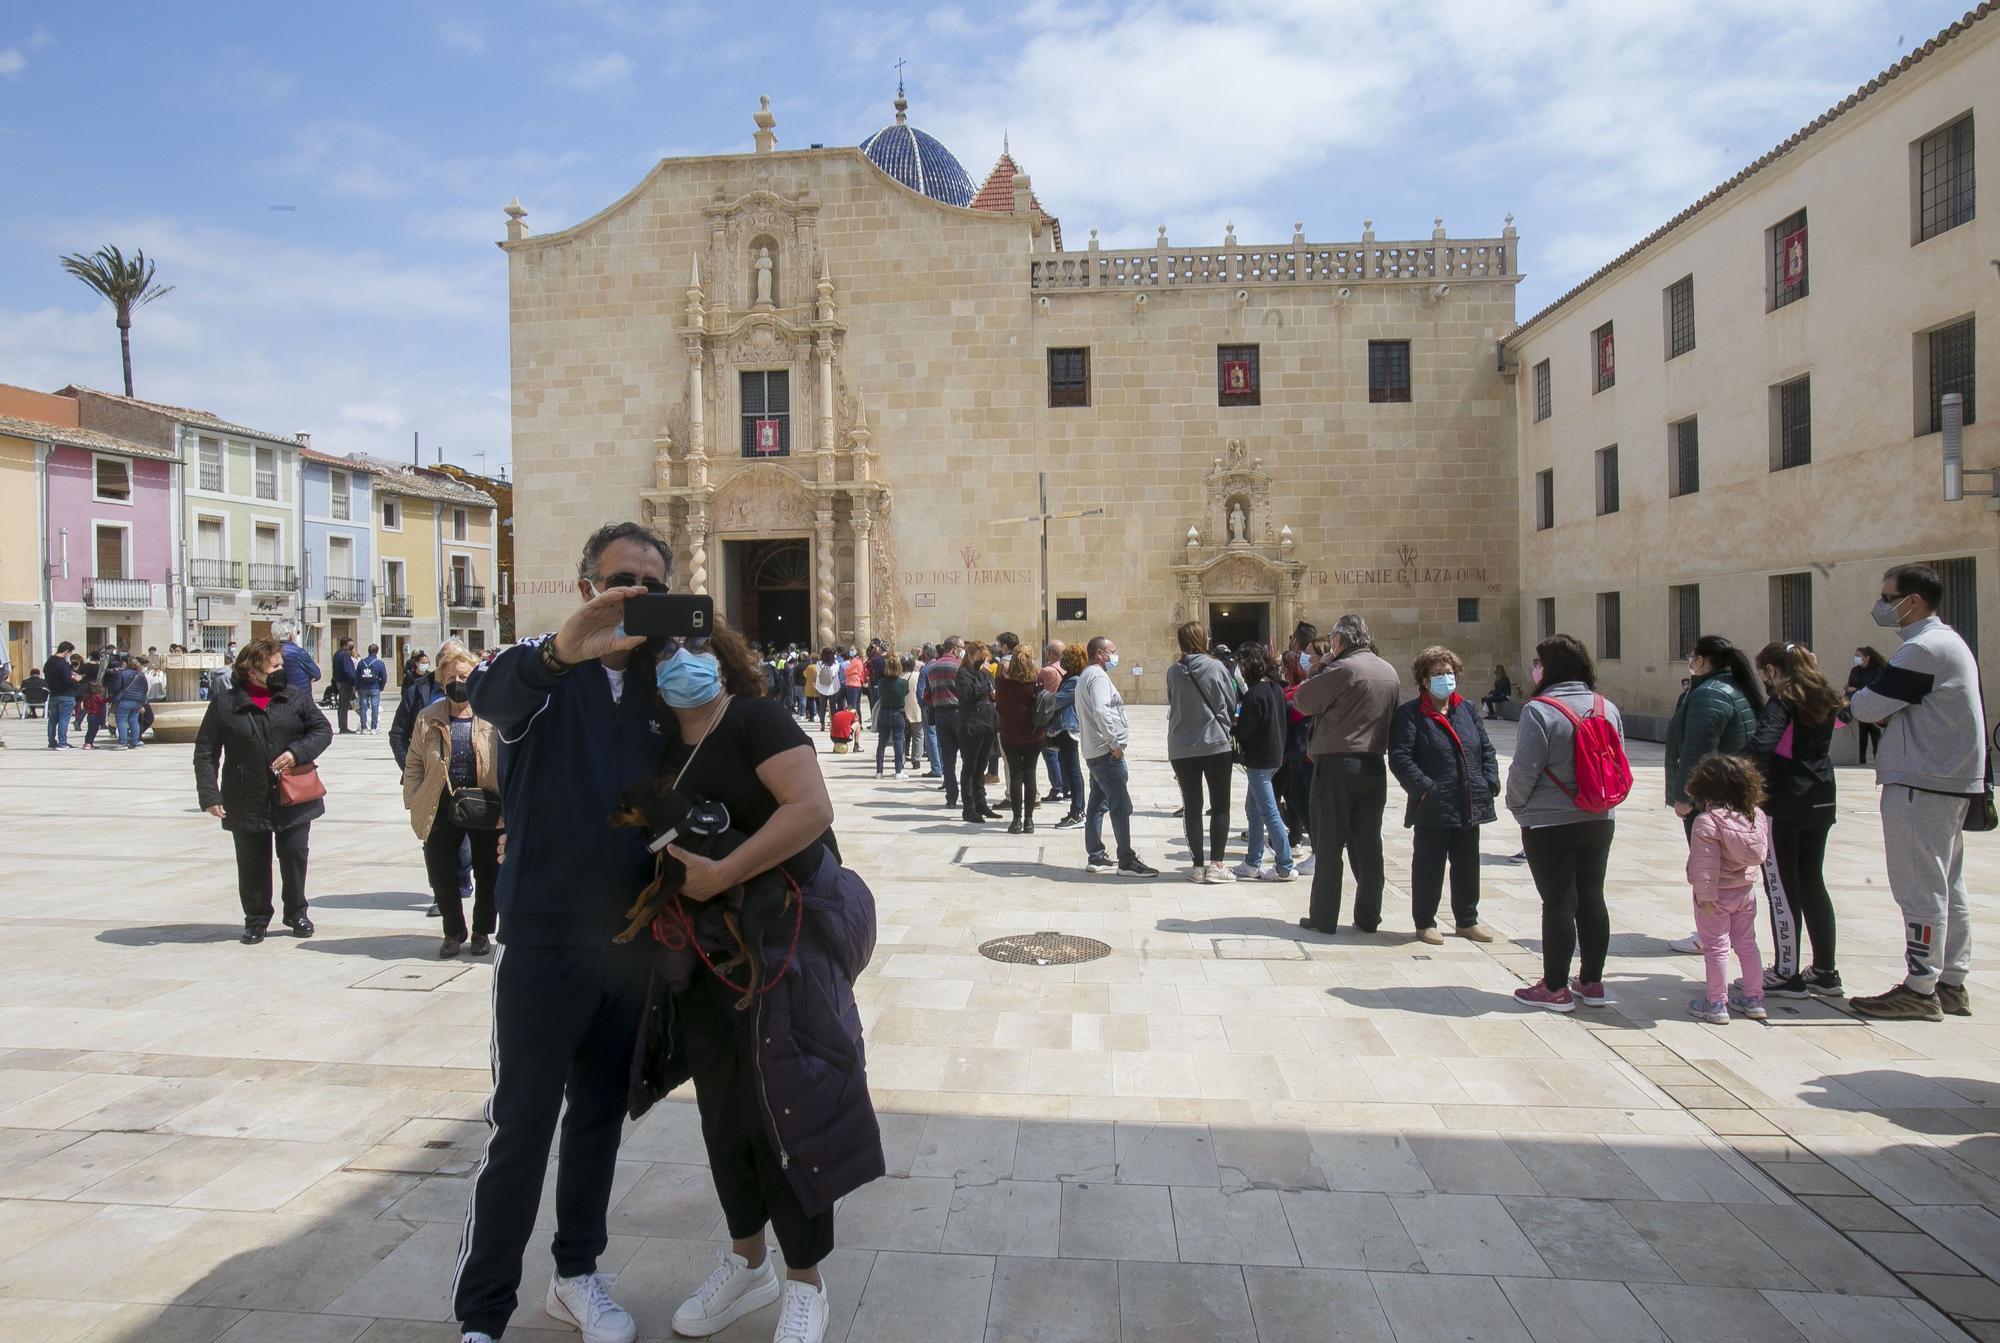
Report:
978,931,1112,966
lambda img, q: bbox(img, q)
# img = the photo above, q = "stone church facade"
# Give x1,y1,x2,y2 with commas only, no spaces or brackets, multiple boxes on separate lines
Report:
504,93,1522,702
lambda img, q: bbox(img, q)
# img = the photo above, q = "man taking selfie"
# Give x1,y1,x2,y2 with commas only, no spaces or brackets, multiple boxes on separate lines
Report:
453,521,675,1343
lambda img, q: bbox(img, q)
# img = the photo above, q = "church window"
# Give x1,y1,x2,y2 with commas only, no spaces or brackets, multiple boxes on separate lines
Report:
1217,345,1259,406
1368,341,1411,403
741,370,790,456
1048,348,1090,408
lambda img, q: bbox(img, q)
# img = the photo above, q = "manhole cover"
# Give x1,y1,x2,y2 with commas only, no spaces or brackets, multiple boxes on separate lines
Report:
978,931,1112,966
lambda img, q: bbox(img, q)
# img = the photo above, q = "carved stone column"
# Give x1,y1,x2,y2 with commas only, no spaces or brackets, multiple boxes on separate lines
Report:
852,505,873,648
814,334,836,485
685,335,707,463
813,506,836,649
686,509,709,596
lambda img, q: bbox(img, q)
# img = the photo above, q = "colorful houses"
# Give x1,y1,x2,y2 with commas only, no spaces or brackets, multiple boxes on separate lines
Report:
301,445,379,659
363,458,498,672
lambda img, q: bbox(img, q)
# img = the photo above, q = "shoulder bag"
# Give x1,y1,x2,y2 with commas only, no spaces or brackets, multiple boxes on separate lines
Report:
276,763,327,806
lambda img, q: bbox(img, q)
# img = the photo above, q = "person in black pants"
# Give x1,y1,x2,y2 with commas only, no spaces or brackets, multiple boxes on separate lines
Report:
1751,642,1843,996
927,639,965,808
401,646,503,958
1166,622,1241,882
1845,646,1886,764
452,523,676,1343
1292,616,1401,932
1388,645,1498,944
192,637,332,943
994,649,1046,833
955,640,1000,823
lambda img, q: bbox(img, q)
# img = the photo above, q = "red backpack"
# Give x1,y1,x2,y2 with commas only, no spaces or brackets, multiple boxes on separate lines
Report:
1531,693,1631,812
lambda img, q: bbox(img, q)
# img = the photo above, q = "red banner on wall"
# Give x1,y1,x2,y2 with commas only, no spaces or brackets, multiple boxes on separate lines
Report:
1597,329,1615,383
1222,359,1252,394
1780,226,1807,290
754,419,781,454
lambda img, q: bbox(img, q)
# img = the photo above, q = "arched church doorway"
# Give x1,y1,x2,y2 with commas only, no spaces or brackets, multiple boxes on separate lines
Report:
727,538,811,650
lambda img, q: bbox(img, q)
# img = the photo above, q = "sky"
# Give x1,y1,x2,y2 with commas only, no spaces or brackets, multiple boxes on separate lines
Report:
0,0,1972,472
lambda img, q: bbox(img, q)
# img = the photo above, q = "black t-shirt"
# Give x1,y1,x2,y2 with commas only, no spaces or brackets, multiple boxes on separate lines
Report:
663,695,840,884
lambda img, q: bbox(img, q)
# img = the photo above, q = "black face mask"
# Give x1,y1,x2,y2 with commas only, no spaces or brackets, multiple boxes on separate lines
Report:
264,669,290,692
446,681,470,703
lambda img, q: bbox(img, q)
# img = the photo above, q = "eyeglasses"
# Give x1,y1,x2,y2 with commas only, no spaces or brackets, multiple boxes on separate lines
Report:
597,573,670,594
661,637,713,656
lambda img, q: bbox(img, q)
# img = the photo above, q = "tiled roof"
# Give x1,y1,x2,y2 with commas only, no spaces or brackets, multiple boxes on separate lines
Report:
0,413,180,462
59,385,302,446
969,149,1064,250
299,445,385,472
348,453,495,506
1503,1,1996,346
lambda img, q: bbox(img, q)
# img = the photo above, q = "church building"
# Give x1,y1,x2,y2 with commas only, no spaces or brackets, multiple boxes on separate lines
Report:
503,88,1523,701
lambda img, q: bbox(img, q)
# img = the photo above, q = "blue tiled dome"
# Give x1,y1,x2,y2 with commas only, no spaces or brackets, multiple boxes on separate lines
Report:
859,93,975,208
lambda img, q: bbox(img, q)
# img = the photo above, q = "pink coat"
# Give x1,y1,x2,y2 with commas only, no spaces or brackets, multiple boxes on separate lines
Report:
1687,807,1769,908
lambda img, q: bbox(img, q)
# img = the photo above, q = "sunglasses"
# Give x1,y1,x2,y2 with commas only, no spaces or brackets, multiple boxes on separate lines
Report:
661,637,713,657
597,572,670,594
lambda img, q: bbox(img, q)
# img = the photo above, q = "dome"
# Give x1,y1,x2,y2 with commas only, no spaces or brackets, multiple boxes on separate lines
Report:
859,88,975,208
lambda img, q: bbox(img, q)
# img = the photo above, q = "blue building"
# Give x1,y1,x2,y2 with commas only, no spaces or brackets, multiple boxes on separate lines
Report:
299,445,380,663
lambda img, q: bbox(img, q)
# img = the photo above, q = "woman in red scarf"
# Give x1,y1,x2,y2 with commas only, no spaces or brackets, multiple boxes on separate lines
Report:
1387,645,1499,945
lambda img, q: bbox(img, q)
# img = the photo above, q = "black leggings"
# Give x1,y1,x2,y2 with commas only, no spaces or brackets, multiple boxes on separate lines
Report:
1172,752,1234,866
1002,742,1041,821
959,733,993,816
423,798,500,940
1770,818,1836,974
1523,819,1614,990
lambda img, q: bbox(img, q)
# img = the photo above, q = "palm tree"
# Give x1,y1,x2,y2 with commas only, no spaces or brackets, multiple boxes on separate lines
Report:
58,245,175,398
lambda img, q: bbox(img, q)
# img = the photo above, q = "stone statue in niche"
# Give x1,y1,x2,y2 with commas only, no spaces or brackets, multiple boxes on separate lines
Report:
1228,500,1248,544
752,247,775,307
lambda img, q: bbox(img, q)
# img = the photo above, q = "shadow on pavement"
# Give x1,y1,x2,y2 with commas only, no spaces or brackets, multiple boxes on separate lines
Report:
96,923,242,947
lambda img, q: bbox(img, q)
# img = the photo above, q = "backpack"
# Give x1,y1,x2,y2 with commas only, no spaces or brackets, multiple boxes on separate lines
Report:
1031,687,1059,732
1531,693,1632,812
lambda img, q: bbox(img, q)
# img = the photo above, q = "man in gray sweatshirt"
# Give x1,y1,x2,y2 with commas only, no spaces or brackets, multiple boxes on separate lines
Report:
1849,563,1984,1021
1076,637,1159,879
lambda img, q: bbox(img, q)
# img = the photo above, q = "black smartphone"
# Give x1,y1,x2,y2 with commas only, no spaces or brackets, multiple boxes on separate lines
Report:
623,593,713,641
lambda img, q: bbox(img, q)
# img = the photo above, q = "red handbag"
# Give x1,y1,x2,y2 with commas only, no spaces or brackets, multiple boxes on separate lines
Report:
276,763,327,806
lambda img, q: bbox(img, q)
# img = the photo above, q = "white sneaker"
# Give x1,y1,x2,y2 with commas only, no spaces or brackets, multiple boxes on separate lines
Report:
461,1334,494,1343
1205,862,1237,884
673,1249,780,1337
546,1271,637,1343
1297,853,1317,875
1085,858,1119,875
894,769,905,778
774,1278,829,1343
1667,933,1703,955
1230,861,1264,880
1260,867,1298,882
1184,865,1208,883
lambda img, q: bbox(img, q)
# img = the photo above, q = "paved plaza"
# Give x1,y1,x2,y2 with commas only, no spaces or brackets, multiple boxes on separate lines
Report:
0,706,1997,1342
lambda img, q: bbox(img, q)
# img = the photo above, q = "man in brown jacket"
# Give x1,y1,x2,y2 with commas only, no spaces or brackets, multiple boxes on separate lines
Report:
1293,613,1401,933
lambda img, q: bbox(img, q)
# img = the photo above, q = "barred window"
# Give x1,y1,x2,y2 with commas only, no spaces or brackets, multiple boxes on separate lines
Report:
1774,376,1812,470
740,370,791,456
1771,209,1808,310
1533,359,1551,421
1773,573,1813,648
1670,584,1701,660
1457,597,1480,624
1937,557,1979,656
1928,319,1976,433
1597,592,1622,661
1535,469,1554,531
1537,596,1556,642
1596,446,1619,516
1665,276,1695,359
1670,417,1699,497
1917,114,1975,242
1368,340,1411,403
1217,345,1260,406
1048,348,1090,408
1591,322,1616,393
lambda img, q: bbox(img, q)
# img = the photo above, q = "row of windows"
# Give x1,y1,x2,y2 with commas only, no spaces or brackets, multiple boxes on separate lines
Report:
1531,111,1975,424
1045,342,1414,410
1532,319,1976,527
1533,557,1981,664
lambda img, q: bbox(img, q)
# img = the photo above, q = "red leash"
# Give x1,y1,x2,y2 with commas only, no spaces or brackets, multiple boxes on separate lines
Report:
651,869,806,1000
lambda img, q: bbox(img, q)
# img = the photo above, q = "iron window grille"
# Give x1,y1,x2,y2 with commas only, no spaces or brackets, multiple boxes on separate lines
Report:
1670,584,1701,660
1774,573,1813,647
1217,345,1260,406
1598,592,1622,661
1938,557,1979,656
1048,348,1090,407
1533,360,1551,421
1917,115,1975,242
1368,341,1412,403
1591,323,1615,393
1457,598,1480,623
1928,319,1976,433
1535,469,1554,531
740,370,791,456
1771,209,1808,309
1670,417,1700,497
1537,597,1555,642
1596,446,1619,516
1666,276,1695,359
1777,376,1812,470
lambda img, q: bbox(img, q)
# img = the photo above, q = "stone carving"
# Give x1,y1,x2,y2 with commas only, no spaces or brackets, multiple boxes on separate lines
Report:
1206,555,1268,594
753,247,775,307
713,467,811,533
1225,438,1248,470
1228,501,1247,544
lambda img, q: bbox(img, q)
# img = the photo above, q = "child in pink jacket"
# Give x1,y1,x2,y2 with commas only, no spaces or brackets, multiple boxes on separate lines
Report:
1684,754,1772,1024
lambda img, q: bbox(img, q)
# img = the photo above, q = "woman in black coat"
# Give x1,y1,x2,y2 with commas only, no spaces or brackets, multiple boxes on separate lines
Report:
1844,646,1887,764
954,641,1000,823
1387,646,1499,944
1751,642,1843,997
193,637,333,944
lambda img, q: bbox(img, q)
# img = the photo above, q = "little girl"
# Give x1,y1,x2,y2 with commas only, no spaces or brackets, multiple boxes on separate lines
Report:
1683,754,1771,1023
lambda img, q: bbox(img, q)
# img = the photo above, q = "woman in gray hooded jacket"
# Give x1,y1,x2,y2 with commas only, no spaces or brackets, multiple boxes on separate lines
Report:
1166,621,1242,882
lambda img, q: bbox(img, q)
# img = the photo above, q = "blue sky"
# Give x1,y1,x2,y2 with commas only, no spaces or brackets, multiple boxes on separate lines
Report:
0,0,1970,470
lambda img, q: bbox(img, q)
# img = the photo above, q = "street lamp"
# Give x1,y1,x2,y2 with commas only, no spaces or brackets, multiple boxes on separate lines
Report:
1940,393,1995,507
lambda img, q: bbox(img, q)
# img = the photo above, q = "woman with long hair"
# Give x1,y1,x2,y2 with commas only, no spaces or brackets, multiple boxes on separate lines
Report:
1231,642,1296,880
1165,621,1241,882
874,653,911,777
1845,646,1888,764
994,649,1046,832
401,644,503,957
1666,634,1763,828
1750,642,1843,997
954,640,1000,823
1049,643,1088,828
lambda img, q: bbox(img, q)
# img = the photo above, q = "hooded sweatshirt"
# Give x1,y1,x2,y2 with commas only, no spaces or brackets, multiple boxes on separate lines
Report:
1165,651,1238,759
1686,806,1770,909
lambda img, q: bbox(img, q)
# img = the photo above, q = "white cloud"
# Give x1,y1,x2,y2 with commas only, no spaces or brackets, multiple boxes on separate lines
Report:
554,52,633,92
437,20,486,54
0,49,24,78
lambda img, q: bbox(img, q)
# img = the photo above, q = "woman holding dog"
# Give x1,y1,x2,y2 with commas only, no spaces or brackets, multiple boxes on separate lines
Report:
651,622,883,1343
400,644,503,958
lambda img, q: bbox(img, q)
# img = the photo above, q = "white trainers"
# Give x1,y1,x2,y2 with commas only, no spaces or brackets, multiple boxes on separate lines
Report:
893,769,905,778
1230,861,1264,880
1667,933,1703,955
1297,853,1317,875
1205,862,1237,884
774,1278,829,1343
1260,867,1298,882
461,1334,494,1343
546,1271,637,1343
673,1249,780,1337
1184,865,1208,883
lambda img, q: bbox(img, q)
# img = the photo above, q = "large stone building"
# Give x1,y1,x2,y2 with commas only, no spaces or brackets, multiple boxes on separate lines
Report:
503,90,1522,701
1503,5,1995,745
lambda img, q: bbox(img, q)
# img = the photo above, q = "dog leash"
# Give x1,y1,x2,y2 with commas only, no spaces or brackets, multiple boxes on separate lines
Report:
652,869,805,1000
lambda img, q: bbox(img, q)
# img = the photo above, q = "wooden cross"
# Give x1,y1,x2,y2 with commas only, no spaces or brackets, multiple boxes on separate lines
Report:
999,471,1105,650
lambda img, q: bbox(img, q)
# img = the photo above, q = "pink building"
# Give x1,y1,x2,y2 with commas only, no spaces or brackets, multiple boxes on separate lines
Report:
40,424,180,652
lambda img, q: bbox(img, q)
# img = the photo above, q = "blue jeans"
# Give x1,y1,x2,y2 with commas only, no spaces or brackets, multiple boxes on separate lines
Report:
357,687,382,729
1056,736,1084,814
1244,766,1293,873
115,703,144,748
1085,752,1137,866
47,694,74,746
924,722,941,775
876,710,907,773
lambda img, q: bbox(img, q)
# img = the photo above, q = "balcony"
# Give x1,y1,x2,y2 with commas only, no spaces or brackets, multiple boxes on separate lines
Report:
324,578,368,605
447,583,487,611
189,558,241,590
378,593,412,620
84,577,151,609
248,563,296,592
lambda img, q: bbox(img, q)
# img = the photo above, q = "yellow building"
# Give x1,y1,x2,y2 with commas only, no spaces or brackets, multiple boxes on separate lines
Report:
363,458,497,675
0,423,41,675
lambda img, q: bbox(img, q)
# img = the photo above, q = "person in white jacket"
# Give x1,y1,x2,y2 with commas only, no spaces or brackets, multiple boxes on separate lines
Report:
1075,637,1158,878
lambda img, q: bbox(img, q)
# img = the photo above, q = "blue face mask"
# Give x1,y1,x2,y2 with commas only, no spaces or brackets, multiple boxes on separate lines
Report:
1428,673,1457,700
1106,653,1121,669
656,649,722,708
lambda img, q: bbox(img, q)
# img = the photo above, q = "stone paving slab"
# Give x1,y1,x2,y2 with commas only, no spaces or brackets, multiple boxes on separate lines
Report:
0,708,1995,1341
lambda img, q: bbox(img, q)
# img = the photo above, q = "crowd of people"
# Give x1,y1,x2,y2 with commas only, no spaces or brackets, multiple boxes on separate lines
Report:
15,640,169,750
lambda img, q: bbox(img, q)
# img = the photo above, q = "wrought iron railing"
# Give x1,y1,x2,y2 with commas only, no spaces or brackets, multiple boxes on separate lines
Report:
189,558,240,589
324,578,368,604
83,577,151,608
248,563,295,591
378,594,412,619
447,583,487,610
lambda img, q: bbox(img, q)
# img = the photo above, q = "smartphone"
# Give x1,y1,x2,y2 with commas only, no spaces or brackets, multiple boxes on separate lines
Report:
622,592,713,641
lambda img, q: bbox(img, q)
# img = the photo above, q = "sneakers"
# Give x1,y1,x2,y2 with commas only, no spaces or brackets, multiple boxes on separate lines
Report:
774,1278,829,1343
1416,927,1444,946
1570,979,1612,1008
1763,968,1809,998
1230,861,1266,880
1938,982,1972,1017
1515,983,1575,1013
1119,857,1161,879
1687,997,1730,1024
546,1271,637,1343
1297,853,1318,875
462,1334,495,1343
1454,924,1496,943
893,769,905,779
1667,933,1703,955
672,1250,780,1337
1261,867,1297,882
1728,986,1768,1021
1085,856,1120,875
1054,812,1084,829
1805,967,1845,997
1183,865,1208,883
1507,850,1528,864
1204,862,1237,884
1851,984,1944,1022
